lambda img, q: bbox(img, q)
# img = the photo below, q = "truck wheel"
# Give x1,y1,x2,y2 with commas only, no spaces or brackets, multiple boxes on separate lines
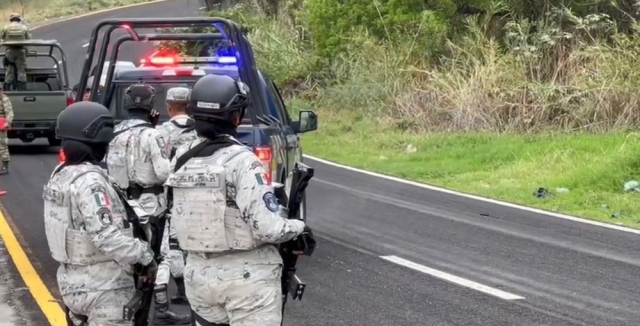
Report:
47,136,61,147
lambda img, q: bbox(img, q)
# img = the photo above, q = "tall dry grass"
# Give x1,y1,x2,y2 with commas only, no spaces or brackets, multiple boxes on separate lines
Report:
228,4,640,134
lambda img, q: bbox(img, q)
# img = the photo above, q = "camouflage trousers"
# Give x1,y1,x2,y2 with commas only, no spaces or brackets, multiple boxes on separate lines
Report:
63,287,135,326
0,131,8,161
154,224,185,287
184,253,283,326
4,48,27,84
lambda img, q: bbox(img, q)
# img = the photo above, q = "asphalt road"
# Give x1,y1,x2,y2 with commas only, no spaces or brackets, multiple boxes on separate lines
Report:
2,0,640,325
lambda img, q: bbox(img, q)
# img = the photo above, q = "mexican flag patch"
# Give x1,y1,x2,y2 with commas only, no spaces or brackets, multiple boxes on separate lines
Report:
156,136,166,149
255,173,268,185
94,192,110,207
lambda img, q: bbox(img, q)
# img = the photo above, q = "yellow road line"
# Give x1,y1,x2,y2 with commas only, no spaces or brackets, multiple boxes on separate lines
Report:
0,1,174,324
0,210,66,325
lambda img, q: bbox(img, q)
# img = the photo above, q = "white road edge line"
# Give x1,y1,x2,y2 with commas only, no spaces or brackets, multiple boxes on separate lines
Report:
304,155,640,235
380,255,525,300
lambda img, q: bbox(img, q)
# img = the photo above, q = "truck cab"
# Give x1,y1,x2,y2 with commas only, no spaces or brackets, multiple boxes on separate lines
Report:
0,40,72,145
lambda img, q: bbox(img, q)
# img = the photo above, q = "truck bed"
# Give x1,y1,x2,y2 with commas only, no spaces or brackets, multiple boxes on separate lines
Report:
4,91,67,121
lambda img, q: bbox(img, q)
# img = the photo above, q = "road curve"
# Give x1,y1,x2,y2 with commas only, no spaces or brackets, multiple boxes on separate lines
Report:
1,1,640,325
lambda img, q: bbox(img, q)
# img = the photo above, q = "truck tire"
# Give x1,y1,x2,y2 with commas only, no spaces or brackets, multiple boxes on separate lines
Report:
47,136,61,147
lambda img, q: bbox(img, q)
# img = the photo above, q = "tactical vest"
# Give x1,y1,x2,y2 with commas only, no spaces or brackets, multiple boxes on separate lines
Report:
166,144,262,253
106,123,156,189
162,118,197,159
4,23,26,41
43,165,132,265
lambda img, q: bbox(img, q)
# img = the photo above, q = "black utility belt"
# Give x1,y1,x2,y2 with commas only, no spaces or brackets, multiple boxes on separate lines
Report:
169,237,181,250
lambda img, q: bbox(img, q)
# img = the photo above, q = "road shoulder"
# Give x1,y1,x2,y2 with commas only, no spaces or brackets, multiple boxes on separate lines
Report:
0,236,50,325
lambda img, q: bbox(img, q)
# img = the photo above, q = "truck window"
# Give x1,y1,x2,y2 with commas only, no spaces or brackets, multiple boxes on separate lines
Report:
111,77,261,125
26,76,61,91
271,82,292,124
264,81,290,124
111,81,191,119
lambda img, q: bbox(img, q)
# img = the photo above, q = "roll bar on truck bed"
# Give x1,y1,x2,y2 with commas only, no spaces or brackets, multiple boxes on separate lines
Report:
0,39,71,89
75,17,265,125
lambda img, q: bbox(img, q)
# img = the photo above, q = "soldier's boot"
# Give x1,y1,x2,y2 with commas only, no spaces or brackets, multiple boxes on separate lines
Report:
0,161,8,175
152,285,190,325
170,277,189,305
15,82,26,91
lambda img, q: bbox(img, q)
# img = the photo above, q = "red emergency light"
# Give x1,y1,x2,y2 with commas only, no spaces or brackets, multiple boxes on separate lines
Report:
149,56,177,66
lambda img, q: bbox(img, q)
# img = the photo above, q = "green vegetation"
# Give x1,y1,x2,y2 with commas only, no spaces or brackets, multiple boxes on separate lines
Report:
169,0,640,227
0,0,155,25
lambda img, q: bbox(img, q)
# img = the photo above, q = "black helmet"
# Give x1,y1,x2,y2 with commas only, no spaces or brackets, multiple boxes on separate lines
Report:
9,13,21,23
123,82,155,111
56,102,114,144
187,74,250,120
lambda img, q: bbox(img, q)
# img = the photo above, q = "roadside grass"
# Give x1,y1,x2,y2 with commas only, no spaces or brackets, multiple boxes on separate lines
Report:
0,0,157,25
213,4,640,229
292,108,640,228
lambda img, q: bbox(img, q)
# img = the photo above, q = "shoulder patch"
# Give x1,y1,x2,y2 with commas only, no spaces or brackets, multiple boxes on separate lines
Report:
96,207,113,226
249,161,263,170
93,192,111,207
90,183,108,194
262,192,279,213
155,135,171,158
255,173,268,185
155,135,167,149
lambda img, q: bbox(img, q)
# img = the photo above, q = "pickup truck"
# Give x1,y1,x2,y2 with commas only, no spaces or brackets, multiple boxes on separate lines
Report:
0,40,72,146
65,19,318,216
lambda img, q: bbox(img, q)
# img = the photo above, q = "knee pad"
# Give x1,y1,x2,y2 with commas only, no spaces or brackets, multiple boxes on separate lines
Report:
191,309,229,326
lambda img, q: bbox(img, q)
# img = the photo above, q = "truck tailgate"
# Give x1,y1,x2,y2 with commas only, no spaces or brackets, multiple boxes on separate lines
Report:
4,91,67,121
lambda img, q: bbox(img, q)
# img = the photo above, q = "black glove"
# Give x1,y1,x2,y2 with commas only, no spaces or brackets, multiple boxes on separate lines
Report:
148,110,160,126
293,226,316,256
144,260,158,281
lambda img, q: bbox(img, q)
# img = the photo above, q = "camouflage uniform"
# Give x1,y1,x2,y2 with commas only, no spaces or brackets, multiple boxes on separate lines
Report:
106,118,190,323
0,19,31,90
106,119,172,218
156,87,197,295
0,93,13,174
43,162,154,325
166,137,305,326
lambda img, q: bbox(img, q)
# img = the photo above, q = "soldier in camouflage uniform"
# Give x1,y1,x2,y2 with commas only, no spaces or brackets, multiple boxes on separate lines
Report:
105,82,190,324
0,88,13,174
0,14,31,91
44,101,157,325
156,87,197,306
166,74,313,326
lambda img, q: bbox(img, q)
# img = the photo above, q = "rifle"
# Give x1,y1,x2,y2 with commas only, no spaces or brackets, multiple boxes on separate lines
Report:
273,162,315,313
116,188,167,326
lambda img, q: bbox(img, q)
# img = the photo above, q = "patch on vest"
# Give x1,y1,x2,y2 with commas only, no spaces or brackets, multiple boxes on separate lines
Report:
262,192,279,212
96,207,113,225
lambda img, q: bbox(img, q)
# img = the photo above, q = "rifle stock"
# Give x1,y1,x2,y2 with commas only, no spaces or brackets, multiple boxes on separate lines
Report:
274,162,314,306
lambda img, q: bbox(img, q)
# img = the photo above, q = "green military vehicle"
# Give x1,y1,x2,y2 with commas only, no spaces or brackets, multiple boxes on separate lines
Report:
0,39,72,146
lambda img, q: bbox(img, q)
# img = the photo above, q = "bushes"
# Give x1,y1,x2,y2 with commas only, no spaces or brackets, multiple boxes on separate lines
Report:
168,0,640,133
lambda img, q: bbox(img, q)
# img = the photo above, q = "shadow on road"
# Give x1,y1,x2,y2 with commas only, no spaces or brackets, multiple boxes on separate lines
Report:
8,144,59,155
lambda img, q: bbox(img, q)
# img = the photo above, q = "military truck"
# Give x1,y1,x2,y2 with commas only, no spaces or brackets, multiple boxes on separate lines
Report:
0,40,72,146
